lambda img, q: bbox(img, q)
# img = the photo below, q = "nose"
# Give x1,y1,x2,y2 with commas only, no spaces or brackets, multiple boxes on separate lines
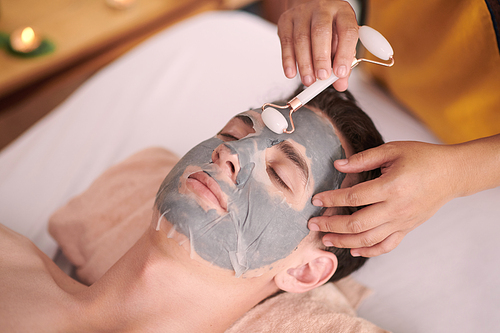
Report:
211,143,240,184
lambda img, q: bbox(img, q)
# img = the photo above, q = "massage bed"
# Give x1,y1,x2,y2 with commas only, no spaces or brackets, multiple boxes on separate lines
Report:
0,10,498,333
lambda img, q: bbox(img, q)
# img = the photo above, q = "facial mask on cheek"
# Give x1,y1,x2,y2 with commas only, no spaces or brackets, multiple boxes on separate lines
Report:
154,108,345,277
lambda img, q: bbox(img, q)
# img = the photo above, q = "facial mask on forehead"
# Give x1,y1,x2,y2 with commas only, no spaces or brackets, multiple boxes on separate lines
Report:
155,107,345,276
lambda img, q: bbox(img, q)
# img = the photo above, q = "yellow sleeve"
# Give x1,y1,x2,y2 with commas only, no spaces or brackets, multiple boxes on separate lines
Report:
364,0,500,143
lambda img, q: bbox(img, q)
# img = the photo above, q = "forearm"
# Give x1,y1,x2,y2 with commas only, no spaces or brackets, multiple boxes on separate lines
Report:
452,133,500,197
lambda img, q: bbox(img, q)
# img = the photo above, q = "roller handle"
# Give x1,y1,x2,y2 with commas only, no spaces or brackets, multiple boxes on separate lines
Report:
294,72,339,106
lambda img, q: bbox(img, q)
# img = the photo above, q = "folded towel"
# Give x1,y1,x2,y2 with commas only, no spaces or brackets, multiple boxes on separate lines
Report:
49,147,179,284
49,147,389,332
227,281,386,333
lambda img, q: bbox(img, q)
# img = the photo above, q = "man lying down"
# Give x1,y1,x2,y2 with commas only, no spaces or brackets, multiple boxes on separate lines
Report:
0,86,385,332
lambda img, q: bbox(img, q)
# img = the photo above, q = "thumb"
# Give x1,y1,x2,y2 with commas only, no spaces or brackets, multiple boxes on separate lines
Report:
335,144,394,173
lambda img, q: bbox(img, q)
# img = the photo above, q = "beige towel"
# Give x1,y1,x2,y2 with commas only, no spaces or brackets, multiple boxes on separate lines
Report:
49,147,179,284
227,281,386,333
49,147,389,332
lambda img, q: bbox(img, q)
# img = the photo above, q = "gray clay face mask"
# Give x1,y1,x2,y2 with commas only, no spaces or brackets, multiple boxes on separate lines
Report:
155,107,345,276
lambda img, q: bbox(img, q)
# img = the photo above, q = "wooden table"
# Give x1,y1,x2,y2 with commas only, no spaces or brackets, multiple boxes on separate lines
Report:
0,0,225,99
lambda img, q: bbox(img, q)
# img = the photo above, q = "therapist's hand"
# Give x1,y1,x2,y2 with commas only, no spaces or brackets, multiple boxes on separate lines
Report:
277,0,359,91
308,141,461,257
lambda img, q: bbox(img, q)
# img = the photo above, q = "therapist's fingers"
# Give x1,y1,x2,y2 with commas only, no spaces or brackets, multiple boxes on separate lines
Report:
310,202,388,234
321,220,399,250
278,10,298,79
349,232,406,257
310,8,334,80
316,213,409,257
318,212,411,257
332,144,398,175
331,6,359,84
278,0,359,88
293,14,316,86
332,77,350,92
308,3,357,88
312,178,387,209
312,144,397,205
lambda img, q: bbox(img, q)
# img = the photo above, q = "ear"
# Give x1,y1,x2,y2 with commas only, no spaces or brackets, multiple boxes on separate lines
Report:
274,248,338,293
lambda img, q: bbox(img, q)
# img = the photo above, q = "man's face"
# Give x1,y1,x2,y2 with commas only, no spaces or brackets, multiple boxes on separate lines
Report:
155,107,344,276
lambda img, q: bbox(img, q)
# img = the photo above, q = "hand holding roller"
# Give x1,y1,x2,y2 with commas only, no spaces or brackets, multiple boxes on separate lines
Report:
262,26,394,134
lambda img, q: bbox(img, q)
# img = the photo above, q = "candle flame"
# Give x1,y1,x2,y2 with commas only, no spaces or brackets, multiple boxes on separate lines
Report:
21,27,35,44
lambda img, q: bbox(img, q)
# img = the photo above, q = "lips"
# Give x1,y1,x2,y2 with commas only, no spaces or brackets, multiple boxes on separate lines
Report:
186,171,227,211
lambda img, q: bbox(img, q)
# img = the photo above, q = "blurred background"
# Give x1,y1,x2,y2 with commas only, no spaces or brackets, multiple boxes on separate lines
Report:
2,0,343,151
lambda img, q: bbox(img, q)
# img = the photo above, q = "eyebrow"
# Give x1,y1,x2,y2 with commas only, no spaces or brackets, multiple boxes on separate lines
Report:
217,115,254,139
277,141,309,185
235,115,254,128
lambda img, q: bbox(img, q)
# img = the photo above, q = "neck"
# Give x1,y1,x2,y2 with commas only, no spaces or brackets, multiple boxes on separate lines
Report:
76,227,278,332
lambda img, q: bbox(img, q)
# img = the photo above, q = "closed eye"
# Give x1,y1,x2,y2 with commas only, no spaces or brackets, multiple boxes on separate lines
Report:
266,165,291,192
277,141,308,184
265,140,309,196
217,133,239,141
217,115,255,141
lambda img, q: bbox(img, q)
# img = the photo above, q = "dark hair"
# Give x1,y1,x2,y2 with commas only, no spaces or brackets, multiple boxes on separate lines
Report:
292,84,385,282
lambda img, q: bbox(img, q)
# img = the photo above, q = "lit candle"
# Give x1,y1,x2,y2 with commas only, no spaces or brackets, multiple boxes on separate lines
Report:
10,27,42,53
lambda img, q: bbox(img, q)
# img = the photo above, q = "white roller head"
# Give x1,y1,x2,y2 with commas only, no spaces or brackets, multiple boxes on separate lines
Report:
359,25,394,60
262,107,288,134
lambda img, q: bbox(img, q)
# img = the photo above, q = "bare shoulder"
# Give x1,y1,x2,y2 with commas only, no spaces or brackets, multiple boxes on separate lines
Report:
0,224,84,289
0,225,84,332
0,224,43,268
